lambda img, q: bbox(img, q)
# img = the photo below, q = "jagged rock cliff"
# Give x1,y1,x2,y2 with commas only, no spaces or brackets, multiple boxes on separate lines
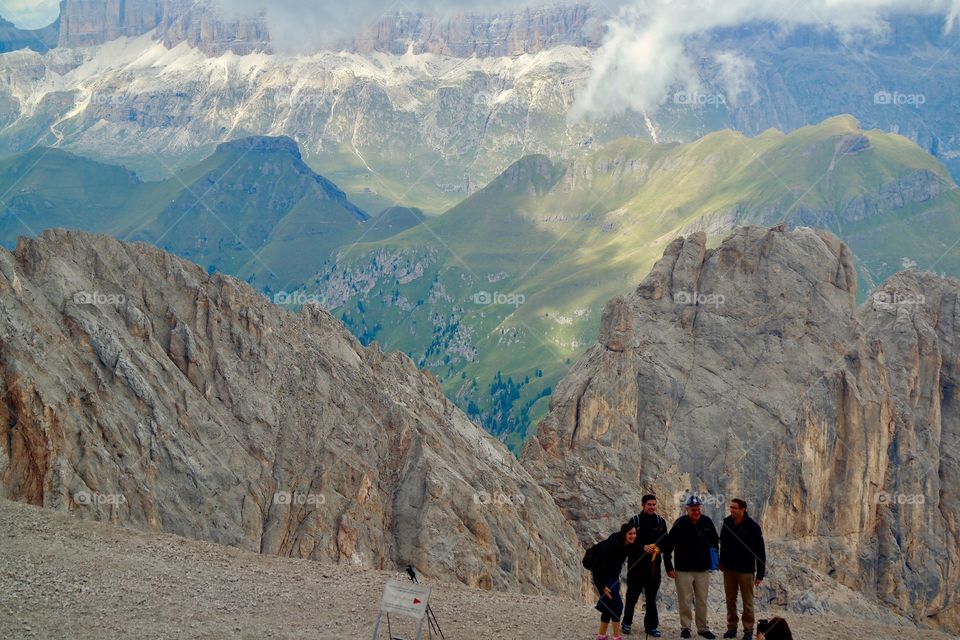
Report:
49,0,601,57
55,0,267,55
522,225,960,631
0,229,583,595
157,0,268,56
354,4,604,57
58,0,163,48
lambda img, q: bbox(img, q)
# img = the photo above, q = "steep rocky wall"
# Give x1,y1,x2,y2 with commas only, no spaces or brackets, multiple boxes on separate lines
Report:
58,0,163,48
0,229,583,596
158,0,268,56
55,0,266,55
354,4,605,57
50,0,602,57
522,225,960,630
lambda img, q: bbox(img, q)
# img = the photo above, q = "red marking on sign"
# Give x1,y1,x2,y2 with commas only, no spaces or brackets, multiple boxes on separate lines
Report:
413,598,421,604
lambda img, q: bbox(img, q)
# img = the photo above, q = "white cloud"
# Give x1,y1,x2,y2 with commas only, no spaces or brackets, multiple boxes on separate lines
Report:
713,51,758,108
570,0,960,120
1,0,60,29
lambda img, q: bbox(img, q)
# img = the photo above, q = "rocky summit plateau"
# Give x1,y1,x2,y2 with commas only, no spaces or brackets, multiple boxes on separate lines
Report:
2,496,958,640
1,225,958,636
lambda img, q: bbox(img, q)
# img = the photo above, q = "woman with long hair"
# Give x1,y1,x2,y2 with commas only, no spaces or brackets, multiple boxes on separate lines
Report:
589,521,638,640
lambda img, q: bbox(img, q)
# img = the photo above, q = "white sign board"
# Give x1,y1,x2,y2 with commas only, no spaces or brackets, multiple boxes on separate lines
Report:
380,580,431,620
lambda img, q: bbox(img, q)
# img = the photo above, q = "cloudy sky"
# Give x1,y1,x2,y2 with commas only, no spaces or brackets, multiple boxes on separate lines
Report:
570,0,960,119
1,0,60,28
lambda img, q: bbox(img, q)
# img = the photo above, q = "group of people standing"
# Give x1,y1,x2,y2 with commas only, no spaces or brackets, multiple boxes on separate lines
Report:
588,494,779,640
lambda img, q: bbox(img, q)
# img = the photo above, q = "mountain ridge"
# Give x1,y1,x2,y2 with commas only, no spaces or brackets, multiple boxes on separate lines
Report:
319,115,960,447
0,227,584,594
11,0,606,57
3,9,959,198
2,225,958,632
2,121,955,451
0,136,375,287
522,224,960,632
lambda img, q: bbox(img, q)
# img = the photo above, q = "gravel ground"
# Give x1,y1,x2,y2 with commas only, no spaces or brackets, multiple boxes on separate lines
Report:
0,498,955,640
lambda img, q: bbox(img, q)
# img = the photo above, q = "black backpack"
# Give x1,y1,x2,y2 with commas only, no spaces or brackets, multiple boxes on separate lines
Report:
582,540,602,570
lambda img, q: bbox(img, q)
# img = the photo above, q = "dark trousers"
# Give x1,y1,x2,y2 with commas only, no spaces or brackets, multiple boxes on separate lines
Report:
623,567,661,630
596,578,624,623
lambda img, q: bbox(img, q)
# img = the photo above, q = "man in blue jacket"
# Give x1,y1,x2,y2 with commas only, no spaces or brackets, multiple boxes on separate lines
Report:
662,495,719,639
720,499,766,640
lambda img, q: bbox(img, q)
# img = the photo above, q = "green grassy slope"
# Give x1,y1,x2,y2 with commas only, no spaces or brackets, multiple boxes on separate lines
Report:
128,137,370,288
2,118,956,451
0,148,144,242
317,115,960,451
0,138,387,293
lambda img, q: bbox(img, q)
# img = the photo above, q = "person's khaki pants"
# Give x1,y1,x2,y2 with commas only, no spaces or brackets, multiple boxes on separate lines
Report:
675,571,710,632
723,570,756,632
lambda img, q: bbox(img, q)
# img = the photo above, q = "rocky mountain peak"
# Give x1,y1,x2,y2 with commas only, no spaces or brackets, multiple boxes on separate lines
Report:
200,134,368,223
353,4,606,57
523,224,959,631
632,225,858,315
35,0,606,57
0,229,583,595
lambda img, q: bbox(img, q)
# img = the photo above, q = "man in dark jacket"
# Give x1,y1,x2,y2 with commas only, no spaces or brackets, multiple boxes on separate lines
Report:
662,495,719,639
720,499,766,640
622,494,670,637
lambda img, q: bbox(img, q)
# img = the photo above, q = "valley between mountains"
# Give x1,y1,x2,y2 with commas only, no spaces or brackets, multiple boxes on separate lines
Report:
2,2,960,637
1,225,958,632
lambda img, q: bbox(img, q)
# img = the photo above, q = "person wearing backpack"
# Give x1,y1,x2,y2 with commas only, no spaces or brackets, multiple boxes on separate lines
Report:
720,498,766,640
661,495,720,639
622,494,670,637
584,521,638,640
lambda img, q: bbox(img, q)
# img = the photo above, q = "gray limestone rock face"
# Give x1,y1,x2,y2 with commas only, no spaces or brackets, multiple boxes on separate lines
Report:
52,0,602,57
522,224,960,631
58,0,163,48
0,229,583,596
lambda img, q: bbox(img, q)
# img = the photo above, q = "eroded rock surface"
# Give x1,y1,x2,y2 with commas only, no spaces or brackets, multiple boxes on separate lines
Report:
0,229,582,595
523,225,960,631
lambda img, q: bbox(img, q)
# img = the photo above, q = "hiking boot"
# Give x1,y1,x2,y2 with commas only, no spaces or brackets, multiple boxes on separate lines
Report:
742,633,753,640
621,623,631,635
646,631,662,638
699,632,717,640
723,632,738,639
681,630,692,639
